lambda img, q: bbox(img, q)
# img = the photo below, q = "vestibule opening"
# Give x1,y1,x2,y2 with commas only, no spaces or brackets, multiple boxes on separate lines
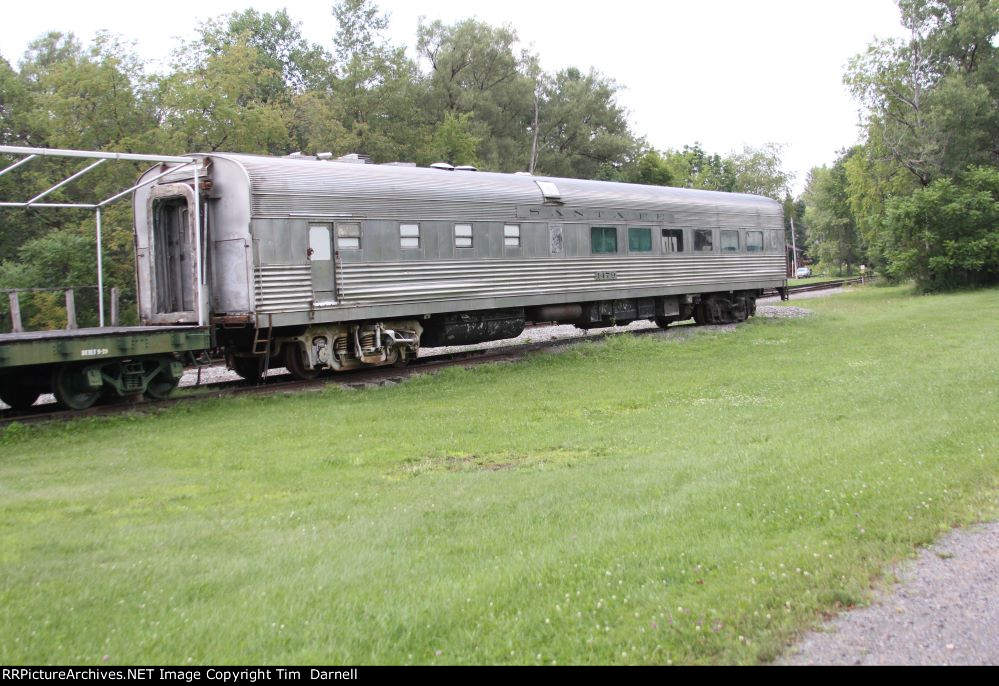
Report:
152,196,195,314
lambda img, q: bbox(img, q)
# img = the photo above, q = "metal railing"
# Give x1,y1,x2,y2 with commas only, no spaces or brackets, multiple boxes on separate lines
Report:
0,146,202,327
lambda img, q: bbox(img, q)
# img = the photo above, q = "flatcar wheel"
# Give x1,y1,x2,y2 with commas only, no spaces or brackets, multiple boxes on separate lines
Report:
233,356,266,384
145,375,180,400
284,345,319,380
653,316,671,330
0,377,40,411
51,366,100,411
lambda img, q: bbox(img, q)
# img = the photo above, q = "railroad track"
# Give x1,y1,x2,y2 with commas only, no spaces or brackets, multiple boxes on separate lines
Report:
1,278,870,427
0,324,677,428
762,276,873,298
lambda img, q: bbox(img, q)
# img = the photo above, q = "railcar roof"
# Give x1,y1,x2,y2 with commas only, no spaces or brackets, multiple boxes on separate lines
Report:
205,153,782,215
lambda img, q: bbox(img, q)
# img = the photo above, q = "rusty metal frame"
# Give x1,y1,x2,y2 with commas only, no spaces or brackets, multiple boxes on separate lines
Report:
0,145,202,327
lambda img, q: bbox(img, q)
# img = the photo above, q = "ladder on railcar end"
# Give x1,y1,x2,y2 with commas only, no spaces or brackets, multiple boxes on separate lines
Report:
251,314,274,383
251,314,274,356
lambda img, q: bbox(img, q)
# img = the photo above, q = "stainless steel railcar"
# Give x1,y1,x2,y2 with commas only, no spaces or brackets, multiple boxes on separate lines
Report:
133,154,787,380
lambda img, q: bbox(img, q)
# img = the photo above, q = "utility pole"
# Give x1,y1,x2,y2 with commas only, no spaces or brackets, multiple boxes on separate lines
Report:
789,216,799,276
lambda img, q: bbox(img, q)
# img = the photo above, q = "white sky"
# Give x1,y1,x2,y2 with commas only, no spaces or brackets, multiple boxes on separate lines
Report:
0,0,908,194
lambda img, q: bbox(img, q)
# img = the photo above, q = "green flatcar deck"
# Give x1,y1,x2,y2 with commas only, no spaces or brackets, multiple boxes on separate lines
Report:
0,326,211,369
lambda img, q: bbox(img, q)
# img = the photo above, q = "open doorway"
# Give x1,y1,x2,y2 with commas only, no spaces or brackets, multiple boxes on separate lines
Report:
151,194,196,316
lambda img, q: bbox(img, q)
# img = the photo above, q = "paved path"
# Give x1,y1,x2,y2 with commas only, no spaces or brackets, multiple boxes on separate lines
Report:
779,520,999,665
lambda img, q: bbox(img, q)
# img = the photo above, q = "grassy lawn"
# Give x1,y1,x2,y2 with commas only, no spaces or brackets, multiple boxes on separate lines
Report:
1,285,997,665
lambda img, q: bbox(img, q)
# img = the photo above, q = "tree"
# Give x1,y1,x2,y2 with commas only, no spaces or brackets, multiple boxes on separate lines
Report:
730,143,792,200
802,152,865,276
838,0,998,287
841,130,918,270
881,165,999,289
332,0,425,162
424,112,480,166
157,39,290,154
531,67,638,179
417,18,534,171
624,149,675,187
659,143,737,192
198,8,334,94
0,32,158,320
845,0,999,185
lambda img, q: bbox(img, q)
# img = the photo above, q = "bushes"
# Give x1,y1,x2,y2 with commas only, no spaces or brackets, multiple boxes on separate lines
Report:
882,166,999,290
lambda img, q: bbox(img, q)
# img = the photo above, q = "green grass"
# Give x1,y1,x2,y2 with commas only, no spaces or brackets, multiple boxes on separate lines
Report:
1,286,997,665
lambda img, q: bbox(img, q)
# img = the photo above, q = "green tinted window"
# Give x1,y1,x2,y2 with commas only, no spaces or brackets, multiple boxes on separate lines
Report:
591,226,618,254
628,227,652,252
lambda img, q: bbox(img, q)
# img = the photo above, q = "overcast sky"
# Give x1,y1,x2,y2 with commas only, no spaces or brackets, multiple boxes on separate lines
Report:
0,0,909,194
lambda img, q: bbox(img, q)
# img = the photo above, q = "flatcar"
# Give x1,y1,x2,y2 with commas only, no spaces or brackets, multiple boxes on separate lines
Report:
0,326,210,410
132,153,787,382
0,146,215,411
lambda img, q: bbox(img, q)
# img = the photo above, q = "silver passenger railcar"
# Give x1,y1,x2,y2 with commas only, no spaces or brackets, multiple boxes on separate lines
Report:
133,154,787,380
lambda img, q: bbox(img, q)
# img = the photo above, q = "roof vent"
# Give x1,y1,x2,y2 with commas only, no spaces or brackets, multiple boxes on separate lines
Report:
535,180,563,204
430,162,455,171
336,153,370,164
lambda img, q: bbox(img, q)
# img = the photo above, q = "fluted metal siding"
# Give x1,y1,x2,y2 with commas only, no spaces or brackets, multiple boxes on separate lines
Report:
206,154,786,318
254,265,312,314
338,256,786,306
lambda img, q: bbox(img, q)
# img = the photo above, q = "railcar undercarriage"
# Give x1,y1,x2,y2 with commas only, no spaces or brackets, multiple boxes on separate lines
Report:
224,290,760,382
225,320,423,381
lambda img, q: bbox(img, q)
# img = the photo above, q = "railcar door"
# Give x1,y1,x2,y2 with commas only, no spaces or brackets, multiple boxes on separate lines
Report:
308,223,337,305
147,183,199,323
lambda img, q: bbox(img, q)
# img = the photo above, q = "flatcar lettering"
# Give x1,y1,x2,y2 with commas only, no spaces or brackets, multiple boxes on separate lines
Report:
80,348,110,357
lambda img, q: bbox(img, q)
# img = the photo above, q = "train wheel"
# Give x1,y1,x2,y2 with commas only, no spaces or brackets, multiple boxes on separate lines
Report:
0,376,40,410
51,365,100,411
653,316,672,330
232,356,266,383
693,304,708,325
387,347,410,368
145,374,180,400
284,344,319,380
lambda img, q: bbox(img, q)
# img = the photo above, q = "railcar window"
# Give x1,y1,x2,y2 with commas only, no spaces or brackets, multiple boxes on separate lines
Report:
308,225,332,261
400,223,420,249
454,224,473,248
628,227,652,252
662,229,684,253
336,223,361,250
591,226,618,254
694,229,713,252
746,230,764,253
504,224,521,247
721,230,740,252
767,229,783,253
